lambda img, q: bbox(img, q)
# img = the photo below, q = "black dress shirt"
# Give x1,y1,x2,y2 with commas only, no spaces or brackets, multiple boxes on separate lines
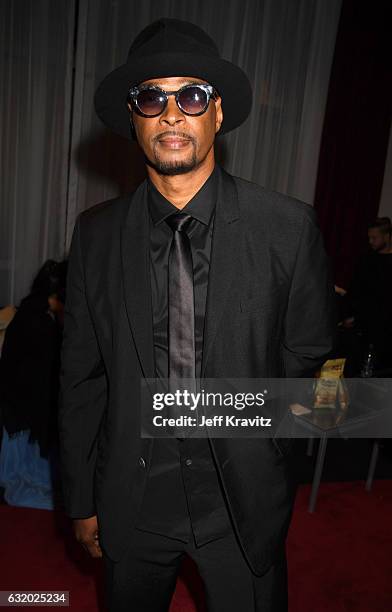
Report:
135,164,233,545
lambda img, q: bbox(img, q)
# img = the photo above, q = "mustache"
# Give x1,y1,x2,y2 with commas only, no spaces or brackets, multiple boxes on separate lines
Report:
153,130,196,143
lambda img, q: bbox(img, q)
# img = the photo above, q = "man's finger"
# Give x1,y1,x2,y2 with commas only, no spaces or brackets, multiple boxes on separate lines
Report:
83,539,103,558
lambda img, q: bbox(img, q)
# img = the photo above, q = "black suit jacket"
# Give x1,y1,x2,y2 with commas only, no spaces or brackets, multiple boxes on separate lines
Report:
58,166,336,575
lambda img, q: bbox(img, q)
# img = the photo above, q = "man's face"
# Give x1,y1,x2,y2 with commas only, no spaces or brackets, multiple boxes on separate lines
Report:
368,228,389,251
128,76,223,175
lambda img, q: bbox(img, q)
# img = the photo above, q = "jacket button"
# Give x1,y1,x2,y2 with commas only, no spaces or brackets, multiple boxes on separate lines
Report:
138,457,146,468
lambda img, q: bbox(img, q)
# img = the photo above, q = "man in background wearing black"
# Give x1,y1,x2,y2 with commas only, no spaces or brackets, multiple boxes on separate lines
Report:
345,217,392,372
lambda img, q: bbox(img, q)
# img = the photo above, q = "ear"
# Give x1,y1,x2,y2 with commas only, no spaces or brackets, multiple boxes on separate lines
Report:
214,97,223,134
127,106,137,140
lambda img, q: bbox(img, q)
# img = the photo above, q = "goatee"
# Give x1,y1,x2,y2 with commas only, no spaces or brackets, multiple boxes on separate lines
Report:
145,152,198,176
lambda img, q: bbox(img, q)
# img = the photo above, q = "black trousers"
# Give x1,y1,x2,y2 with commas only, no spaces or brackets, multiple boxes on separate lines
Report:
103,526,288,612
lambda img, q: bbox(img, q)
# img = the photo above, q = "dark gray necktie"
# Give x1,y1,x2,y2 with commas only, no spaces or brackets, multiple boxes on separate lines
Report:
166,212,196,380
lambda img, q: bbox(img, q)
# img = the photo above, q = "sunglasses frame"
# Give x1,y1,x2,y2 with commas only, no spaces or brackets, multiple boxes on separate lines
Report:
128,83,219,118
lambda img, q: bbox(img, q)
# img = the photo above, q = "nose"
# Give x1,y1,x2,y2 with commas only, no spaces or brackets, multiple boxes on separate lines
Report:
159,94,185,126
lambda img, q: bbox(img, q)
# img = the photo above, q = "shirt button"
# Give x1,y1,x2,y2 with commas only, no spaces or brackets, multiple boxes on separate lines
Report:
185,458,192,467
138,457,146,468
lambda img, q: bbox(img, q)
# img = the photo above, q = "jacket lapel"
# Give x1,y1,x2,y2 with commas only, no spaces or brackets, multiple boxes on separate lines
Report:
201,167,242,377
120,167,241,381
120,180,155,379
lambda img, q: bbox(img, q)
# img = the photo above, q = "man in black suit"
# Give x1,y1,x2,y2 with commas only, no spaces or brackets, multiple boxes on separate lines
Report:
58,18,336,612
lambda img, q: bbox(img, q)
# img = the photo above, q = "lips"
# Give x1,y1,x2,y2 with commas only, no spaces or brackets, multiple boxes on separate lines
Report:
157,136,191,149
158,137,190,143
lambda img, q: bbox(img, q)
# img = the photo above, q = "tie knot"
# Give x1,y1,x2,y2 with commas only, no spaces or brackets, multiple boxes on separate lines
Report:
166,212,193,233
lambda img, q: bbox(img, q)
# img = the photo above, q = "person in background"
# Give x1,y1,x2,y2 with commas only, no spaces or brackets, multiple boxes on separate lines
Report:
0,259,68,509
0,306,17,357
367,217,392,253
0,305,17,455
344,217,392,372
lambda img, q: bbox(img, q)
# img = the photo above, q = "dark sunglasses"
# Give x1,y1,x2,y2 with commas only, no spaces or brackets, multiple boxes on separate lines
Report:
128,83,219,118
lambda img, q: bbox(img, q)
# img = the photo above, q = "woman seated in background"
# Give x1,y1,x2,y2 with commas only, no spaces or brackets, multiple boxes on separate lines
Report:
0,259,67,510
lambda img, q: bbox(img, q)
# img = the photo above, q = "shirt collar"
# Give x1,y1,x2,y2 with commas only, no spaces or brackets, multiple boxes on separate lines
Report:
147,164,219,227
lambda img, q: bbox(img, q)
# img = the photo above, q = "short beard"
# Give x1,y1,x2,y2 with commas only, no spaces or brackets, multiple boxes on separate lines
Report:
147,153,198,176
372,243,387,252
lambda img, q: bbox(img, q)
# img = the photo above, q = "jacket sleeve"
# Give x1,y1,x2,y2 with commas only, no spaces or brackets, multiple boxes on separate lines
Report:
282,206,337,377
58,215,107,519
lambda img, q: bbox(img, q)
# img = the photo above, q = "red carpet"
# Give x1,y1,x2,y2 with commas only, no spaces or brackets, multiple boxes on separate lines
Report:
0,481,391,611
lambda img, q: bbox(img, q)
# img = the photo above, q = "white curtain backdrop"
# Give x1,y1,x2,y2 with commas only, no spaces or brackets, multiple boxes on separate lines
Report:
0,0,76,307
0,0,342,306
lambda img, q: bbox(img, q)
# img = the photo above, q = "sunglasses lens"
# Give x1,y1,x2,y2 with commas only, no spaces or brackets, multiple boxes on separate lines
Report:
136,89,166,116
178,86,209,114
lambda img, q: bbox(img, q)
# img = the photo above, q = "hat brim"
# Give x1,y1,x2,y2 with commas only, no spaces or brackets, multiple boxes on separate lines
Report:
94,51,252,139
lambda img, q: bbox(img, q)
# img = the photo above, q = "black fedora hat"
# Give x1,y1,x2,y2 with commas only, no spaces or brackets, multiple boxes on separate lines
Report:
94,18,252,139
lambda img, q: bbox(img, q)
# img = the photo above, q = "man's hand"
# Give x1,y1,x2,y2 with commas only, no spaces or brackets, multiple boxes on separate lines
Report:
334,285,347,296
73,515,102,558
